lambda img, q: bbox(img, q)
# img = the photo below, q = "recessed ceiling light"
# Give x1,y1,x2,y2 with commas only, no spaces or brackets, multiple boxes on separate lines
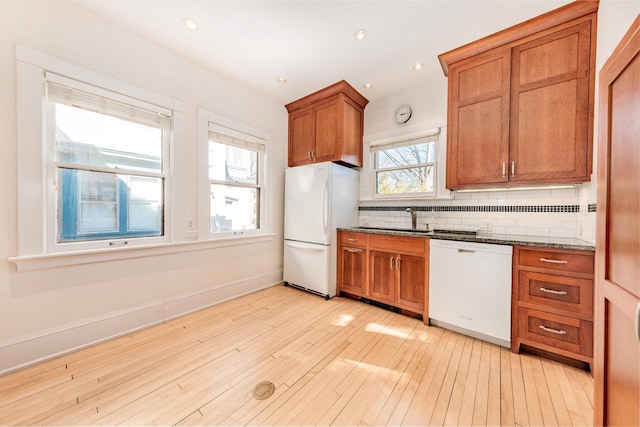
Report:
353,29,368,41
182,18,199,31
363,82,373,89
277,77,287,83
413,63,424,71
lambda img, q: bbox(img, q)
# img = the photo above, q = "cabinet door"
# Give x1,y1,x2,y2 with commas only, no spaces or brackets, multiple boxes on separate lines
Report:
289,108,314,166
369,250,395,304
447,48,511,189
594,16,640,426
313,97,339,162
338,247,367,297
396,254,425,311
510,22,592,183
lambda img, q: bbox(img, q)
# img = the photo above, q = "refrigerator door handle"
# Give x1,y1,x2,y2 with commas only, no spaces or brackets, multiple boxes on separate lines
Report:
322,181,329,235
285,241,326,251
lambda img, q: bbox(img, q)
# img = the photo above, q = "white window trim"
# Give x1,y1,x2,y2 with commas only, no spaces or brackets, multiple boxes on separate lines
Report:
361,126,451,202
14,44,186,258
197,107,272,240
45,90,171,252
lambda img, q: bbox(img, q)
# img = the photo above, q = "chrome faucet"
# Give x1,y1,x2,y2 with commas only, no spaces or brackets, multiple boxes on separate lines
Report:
405,207,417,230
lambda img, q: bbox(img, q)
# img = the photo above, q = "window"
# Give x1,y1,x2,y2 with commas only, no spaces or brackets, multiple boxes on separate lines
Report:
207,126,266,235
46,75,171,246
371,131,440,197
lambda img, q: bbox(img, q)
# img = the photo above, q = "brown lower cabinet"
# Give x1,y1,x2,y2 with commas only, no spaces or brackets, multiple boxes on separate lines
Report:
511,245,595,368
337,231,429,324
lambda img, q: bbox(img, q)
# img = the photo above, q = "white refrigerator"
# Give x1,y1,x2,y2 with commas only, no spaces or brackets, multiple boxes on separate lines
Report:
283,162,359,299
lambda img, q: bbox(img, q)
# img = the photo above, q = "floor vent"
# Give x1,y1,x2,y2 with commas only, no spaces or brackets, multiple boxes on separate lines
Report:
252,381,275,400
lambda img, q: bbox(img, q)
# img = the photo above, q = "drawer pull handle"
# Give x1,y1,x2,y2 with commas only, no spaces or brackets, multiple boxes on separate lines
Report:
347,238,357,242
345,248,363,253
458,249,475,254
390,256,394,269
396,257,400,270
635,303,640,342
540,257,568,264
539,325,567,335
539,287,568,296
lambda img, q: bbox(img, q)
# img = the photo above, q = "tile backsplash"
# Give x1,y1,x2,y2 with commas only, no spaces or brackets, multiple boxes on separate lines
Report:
359,185,597,243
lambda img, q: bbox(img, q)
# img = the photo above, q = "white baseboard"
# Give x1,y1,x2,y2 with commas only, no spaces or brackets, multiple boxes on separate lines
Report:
0,269,283,375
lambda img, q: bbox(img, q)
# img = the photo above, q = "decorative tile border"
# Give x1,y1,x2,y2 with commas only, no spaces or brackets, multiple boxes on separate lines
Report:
359,205,581,213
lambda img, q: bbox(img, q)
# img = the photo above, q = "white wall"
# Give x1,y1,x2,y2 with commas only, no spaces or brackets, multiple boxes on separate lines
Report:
361,0,640,243
0,1,287,374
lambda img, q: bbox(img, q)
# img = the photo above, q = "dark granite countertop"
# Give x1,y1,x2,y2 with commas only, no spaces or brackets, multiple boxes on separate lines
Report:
338,227,595,251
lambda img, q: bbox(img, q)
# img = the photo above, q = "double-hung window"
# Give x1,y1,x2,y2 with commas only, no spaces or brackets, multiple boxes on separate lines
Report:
371,131,439,198
207,125,265,235
46,74,171,246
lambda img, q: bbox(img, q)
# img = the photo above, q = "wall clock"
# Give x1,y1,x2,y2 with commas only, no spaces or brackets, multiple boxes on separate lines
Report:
394,104,412,124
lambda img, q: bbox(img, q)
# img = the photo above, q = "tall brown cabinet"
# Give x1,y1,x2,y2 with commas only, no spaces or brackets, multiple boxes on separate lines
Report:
594,14,640,427
439,1,598,190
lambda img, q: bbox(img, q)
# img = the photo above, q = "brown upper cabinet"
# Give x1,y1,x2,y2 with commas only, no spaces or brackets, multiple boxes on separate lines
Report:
439,1,598,190
285,80,368,168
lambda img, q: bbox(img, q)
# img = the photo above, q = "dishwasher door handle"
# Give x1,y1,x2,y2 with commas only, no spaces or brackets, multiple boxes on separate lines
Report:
458,249,476,254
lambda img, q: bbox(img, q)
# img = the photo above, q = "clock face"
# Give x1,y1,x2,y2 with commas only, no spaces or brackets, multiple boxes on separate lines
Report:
394,105,412,124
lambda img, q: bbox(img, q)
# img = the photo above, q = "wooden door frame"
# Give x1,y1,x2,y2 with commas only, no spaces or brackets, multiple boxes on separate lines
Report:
594,14,640,426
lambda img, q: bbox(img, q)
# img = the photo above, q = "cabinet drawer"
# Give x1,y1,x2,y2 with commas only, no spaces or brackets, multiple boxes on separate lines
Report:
518,271,593,318
518,248,594,274
518,308,593,358
340,232,368,248
369,235,427,256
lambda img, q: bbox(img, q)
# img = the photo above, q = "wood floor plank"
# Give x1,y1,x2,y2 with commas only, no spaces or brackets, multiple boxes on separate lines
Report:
471,340,491,426
499,347,515,427
0,285,594,426
510,351,530,427
540,358,573,427
401,329,458,426
531,356,558,426
520,354,544,426
370,328,435,426
426,333,467,426
457,338,483,426
443,335,474,426
486,344,502,426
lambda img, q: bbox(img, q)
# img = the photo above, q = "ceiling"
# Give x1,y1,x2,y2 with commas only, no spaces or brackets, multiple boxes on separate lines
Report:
72,0,573,104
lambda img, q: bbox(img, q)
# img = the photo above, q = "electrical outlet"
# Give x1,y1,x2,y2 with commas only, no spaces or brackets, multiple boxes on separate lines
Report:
478,220,492,232
187,218,194,229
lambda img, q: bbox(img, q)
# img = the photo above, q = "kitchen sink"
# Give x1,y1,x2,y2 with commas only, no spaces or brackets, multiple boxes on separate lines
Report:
355,226,432,234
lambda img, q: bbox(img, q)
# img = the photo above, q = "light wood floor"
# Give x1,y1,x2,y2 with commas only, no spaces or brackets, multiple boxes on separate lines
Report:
0,284,593,426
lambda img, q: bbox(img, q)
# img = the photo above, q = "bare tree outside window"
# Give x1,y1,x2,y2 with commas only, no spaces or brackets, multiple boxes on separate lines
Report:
374,141,436,195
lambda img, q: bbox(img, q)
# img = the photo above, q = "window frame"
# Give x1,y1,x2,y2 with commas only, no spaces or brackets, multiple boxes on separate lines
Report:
197,108,271,240
15,44,183,257
372,137,437,198
360,127,451,202
44,77,171,251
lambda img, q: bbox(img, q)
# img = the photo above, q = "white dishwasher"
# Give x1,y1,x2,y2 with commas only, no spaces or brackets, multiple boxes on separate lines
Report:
429,239,513,347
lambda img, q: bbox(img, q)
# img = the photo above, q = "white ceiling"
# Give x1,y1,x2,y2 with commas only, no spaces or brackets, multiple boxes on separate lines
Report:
72,0,573,104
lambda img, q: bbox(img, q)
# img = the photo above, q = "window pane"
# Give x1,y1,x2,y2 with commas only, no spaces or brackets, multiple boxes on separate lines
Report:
375,142,435,169
57,168,163,242
210,184,259,232
376,166,434,194
54,103,163,173
128,177,163,230
208,141,258,184
78,170,118,232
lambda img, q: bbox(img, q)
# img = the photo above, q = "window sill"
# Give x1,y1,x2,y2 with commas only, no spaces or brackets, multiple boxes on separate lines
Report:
8,233,276,272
